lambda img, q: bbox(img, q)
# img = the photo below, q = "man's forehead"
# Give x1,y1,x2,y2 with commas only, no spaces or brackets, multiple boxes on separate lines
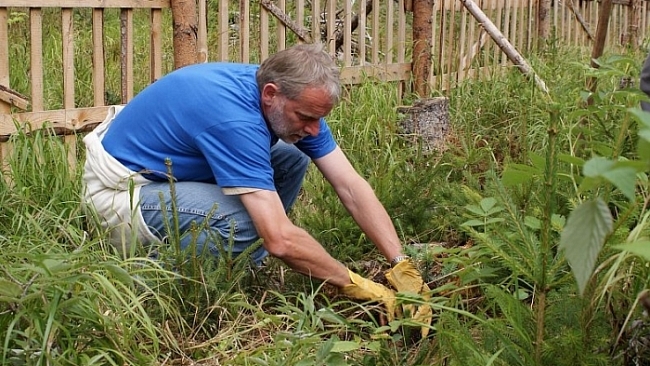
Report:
290,89,333,115
295,86,331,100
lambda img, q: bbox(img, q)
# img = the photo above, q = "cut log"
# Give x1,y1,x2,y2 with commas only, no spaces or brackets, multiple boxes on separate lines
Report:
397,97,449,153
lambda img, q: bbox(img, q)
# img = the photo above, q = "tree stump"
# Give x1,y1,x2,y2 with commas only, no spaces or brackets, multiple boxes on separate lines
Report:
397,97,449,153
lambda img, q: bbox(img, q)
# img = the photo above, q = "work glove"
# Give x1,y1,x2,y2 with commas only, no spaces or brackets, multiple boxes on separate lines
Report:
385,258,433,337
341,269,398,322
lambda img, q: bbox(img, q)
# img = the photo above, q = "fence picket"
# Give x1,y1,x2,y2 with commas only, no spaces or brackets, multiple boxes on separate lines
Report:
30,8,43,111
151,9,163,81
92,9,105,106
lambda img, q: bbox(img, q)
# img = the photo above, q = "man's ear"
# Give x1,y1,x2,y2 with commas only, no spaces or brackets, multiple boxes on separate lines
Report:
261,83,279,105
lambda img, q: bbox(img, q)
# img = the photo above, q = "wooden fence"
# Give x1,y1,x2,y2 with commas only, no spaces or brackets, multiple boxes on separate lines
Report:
0,0,648,170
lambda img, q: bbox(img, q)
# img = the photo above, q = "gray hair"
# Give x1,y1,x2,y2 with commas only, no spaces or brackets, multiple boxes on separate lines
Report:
256,43,341,105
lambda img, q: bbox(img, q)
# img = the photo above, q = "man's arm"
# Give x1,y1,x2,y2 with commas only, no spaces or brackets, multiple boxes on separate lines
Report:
313,146,404,262
315,147,434,335
239,189,351,287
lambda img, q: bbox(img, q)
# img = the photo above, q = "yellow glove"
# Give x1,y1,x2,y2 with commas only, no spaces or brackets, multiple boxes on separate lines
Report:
341,269,398,322
385,258,433,337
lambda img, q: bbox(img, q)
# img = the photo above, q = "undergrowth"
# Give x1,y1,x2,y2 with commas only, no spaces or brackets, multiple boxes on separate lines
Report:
3,44,650,365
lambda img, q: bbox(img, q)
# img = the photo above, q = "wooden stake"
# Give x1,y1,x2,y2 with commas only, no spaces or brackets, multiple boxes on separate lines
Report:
412,0,433,97
537,0,552,49
628,0,640,48
586,0,613,100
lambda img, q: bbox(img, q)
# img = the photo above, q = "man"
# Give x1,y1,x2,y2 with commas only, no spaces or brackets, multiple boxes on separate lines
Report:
83,43,431,334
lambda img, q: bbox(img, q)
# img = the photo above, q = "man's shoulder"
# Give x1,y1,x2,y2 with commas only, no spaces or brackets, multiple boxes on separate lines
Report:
179,62,260,75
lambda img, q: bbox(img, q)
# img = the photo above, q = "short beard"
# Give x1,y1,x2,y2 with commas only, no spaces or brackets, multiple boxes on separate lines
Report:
267,98,295,144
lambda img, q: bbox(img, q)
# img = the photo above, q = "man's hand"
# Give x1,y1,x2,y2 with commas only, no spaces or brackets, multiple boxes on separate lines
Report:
385,258,433,337
341,270,398,321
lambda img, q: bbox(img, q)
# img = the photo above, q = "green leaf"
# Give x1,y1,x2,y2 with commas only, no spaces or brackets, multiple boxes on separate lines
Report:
613,241,650,260
105,263,134,287
514,289,530,300
578,176,600,194
501,164,539,187
505,163,539,175
480,197,498,212
317,308,346,324
330,341,360,353
583,157,614,177
583,158,638,201
524,216,541,230
551,214,566,231
40,258,71,274
560,198,613,296
462,219,486,227
601,166,637,202
638,129,650,142
501,170,533,186
486,349,505,366
638,137,650,161
366,341,381,352
629,107,650,129
324,353,346,365
465,204,486,216
315,337,335,362
0,279,22,298
557,153,585,166
529,152,546,171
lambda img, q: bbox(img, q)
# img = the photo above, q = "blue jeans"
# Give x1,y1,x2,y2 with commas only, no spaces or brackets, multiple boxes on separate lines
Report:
139,141,310,265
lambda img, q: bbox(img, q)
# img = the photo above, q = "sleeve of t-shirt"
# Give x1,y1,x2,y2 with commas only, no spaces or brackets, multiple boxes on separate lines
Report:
295,118,337,159
194,121,276,191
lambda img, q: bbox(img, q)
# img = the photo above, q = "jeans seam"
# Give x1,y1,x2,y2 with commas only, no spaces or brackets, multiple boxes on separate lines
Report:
140,204,231,229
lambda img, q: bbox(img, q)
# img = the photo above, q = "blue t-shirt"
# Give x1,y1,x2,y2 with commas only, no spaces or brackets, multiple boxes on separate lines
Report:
101,62,337,191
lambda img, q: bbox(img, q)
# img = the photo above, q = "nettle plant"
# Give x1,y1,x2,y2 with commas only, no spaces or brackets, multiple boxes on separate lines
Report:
451,54,650,365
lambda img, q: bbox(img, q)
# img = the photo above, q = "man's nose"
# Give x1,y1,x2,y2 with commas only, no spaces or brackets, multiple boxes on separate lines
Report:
304,120,320,137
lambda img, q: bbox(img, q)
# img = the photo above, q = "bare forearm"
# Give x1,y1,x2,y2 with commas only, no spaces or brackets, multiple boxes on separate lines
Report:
338,180,403,261
268,227,351,287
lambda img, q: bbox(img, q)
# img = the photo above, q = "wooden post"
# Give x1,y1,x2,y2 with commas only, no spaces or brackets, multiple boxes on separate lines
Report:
412,0,434,98
586,0,613,101
537,0,552,50
628,0,641,49
171,0,198,69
